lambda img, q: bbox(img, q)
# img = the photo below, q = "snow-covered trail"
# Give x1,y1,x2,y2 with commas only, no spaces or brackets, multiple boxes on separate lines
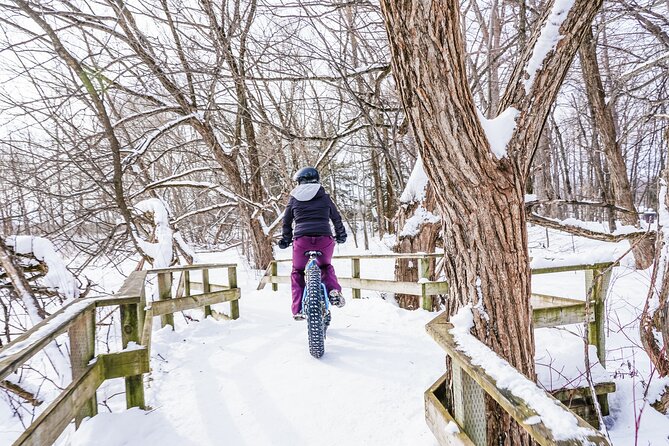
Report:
67,262,444,446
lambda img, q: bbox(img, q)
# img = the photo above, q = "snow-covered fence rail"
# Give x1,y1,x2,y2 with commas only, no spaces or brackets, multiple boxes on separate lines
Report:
259,253,447,310
147,263,240,327
424,261,617,445
0,263,240,446
260,255,614,336
425,313,610,446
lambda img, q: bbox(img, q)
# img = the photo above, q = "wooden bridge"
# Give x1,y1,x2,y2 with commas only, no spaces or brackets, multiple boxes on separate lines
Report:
0,263,239,446
1,255,615,446
260,254,616,445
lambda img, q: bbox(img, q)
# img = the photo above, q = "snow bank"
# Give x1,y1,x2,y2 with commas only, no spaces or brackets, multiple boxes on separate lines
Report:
535,328,610,391
523,0,576,93
450,306,597,441
6,235,79,299
68,408,191,446
476,107,520,159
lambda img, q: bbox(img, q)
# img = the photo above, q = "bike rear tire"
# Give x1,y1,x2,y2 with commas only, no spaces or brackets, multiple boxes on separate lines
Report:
305,263,325,358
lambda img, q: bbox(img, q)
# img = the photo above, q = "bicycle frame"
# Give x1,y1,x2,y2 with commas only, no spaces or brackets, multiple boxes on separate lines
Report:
302,256,330,311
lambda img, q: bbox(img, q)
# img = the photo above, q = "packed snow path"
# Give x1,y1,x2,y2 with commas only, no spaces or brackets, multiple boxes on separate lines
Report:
68,272,444,446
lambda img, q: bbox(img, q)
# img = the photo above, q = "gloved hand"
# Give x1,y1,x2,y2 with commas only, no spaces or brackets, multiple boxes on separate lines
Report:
335,234,346,244
278,238,291,249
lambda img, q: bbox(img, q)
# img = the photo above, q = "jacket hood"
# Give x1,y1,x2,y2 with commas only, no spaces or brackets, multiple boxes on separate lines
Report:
290,184,323,201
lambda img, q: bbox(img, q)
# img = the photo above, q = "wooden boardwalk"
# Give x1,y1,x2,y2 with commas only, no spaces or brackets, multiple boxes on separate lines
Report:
0,255,616,446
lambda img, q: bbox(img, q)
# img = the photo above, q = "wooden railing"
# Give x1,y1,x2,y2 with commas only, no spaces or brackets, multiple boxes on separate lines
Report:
0,263,239,446
425,261,616,446
425,314,609,446
259,253,447,310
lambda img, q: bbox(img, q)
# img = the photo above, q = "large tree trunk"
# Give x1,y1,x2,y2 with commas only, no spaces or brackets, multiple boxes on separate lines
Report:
379,1,602,444
579,28,654,269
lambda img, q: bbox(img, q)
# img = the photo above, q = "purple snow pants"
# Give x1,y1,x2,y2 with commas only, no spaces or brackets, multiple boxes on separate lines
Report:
291,236,342,315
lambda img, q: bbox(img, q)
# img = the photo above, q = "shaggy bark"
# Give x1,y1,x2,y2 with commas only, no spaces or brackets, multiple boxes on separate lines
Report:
379,1,602,443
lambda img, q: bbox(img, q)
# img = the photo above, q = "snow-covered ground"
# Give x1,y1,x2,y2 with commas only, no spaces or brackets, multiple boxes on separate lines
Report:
62,249,445,446
2,227,669,445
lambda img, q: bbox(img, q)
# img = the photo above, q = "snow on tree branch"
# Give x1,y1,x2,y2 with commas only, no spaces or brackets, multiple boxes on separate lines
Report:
523,0,576,94
6,236,80,300
121,113,199,167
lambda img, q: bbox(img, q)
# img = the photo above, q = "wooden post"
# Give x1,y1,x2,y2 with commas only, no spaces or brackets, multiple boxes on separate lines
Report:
351,258,361,299
68,307,97,427
419,257,433,311
203,269,212,318
229,266,239,320
271,261,278,292
585,266,612,415
137,278,146,343
120,301,146,409
585,267,611,366
157,271,175,328
184,270,191,297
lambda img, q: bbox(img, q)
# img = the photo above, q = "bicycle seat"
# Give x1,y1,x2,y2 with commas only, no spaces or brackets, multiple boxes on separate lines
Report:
304,250,323,257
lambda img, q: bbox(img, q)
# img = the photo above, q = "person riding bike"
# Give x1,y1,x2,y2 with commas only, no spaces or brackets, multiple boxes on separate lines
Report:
278,167,347,320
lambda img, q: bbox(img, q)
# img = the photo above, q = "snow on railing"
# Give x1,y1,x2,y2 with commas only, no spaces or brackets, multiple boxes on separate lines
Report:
0,263,240,446
425,312,610,446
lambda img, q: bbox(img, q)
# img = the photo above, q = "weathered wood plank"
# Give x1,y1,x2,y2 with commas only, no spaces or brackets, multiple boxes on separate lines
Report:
140,308,154,350
272,253,445,263
425,281,449,296
137,281,146,348
203,269,212,318
102,349,150,380
149,289,241,317
266,275,291,285
13,359,105,446
188,282,230,292
551,382,616,402
68,308,96,427
210,309,232,321
271,261,278,292
531,262,615,275
351,258,361,299
266,274,449,297
0,299,96,381
184,271,191,297
148,263,237,274
532,302,593,328
425,374,476,446
530,293,584,309
94,295,141,307
256,261,273,291
115,271,148,298
120,301,145,409
157,271,174,328
419,258,432,310
228,266,239,320
585,268,612,366
425,314,609,446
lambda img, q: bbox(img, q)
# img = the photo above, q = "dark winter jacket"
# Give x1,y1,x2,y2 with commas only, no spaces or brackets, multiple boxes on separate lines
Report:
281,184,346,241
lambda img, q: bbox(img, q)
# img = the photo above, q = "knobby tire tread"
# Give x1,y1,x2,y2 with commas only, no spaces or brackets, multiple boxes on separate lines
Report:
305,262,325,358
